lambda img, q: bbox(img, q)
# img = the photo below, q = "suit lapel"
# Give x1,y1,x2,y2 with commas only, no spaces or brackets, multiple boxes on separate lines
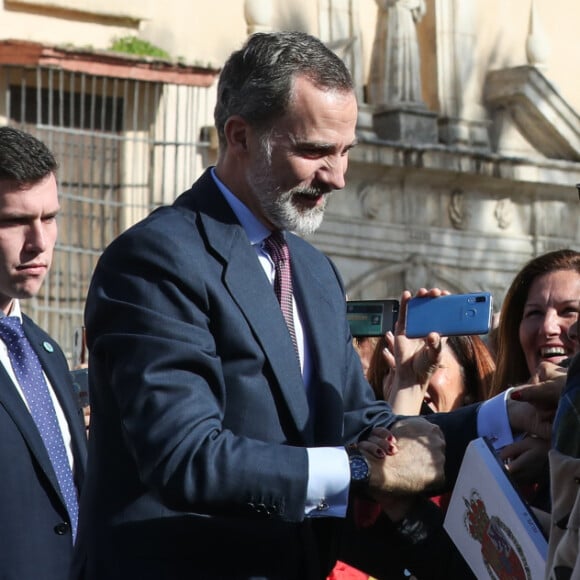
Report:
0,348,63,496
210,220,310,437
25,321,87,481
289,236,347,443
0,317,87,507
190,181,310,439
288,237,334,368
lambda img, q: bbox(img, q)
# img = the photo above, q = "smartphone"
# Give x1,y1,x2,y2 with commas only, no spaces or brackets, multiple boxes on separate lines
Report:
405,292,493,338
347,299,399,337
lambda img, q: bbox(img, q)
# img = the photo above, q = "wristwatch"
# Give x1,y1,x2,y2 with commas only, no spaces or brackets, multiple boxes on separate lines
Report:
346,445,370,487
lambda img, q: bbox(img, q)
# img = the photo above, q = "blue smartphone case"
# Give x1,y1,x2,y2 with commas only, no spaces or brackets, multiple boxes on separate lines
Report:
405,292,493,338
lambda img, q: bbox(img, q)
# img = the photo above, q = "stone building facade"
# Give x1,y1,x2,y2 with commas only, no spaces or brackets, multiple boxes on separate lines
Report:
0,0,579,351
309,0,580,308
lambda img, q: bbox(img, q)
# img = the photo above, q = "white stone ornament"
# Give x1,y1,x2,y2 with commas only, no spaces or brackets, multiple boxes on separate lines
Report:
244,0,273,35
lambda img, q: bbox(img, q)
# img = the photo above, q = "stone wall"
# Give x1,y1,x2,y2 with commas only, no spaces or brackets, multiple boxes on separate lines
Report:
309,126,580,309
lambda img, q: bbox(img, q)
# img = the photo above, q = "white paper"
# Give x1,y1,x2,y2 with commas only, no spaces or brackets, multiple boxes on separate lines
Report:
444,437,547,579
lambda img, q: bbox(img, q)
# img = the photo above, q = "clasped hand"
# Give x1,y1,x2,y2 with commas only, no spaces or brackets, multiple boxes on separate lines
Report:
507,361,568,440
358,417,446,498
495,362,566,484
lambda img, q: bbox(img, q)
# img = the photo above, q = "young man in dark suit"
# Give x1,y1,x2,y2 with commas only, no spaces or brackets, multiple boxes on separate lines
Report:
0,126,87,578
78,32,539,579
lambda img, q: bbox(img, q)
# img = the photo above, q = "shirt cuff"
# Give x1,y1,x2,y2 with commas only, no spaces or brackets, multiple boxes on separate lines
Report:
477,390,514,449
305,447,350,518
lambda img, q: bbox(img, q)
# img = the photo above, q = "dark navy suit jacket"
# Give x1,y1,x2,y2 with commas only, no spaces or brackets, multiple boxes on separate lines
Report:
78,169,477,579
0,314,87,579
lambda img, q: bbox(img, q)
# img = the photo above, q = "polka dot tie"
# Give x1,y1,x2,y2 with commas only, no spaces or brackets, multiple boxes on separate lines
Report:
0,317,78,540
264,232,299,359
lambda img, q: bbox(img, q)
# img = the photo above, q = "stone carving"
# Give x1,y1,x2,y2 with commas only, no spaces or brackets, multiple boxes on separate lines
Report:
368,0,427,106
484,66,580,161
244,0,273,35
449,189,466,230
358,183,382,219
343,253,468,299
494,198,513,230
403,254,431,291
526,0,549,69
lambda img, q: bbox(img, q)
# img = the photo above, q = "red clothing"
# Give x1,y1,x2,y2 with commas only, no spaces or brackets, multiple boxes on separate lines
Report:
429,492,451,514
327,560,371,580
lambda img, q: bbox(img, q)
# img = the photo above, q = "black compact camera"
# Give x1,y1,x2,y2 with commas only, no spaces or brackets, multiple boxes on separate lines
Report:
346,299,399,337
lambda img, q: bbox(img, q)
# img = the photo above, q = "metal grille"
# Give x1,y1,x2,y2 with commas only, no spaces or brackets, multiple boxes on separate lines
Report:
1,64,214,361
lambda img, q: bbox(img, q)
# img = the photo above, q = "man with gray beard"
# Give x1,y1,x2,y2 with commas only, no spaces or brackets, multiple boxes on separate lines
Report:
77,31,505,580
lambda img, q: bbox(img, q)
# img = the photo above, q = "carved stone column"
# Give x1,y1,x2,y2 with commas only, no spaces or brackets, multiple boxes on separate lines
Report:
435,0,490,149
319,0,365,102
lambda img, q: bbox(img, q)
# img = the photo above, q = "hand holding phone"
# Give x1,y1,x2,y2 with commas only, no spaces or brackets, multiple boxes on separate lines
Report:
405,292,493,338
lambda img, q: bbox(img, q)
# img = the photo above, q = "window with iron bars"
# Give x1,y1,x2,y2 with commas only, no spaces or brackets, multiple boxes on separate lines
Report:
2,64,213,362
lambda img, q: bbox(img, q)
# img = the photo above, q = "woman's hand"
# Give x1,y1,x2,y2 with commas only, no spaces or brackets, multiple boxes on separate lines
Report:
358,426,398,459
382,289,447,414
498,435,550,485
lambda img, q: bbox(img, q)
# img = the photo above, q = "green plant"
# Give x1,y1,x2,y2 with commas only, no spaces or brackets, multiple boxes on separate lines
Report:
109,36,170,59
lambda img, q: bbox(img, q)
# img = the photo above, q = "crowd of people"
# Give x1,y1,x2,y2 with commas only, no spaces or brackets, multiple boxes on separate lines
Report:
336,249,580,579
0,29,578,580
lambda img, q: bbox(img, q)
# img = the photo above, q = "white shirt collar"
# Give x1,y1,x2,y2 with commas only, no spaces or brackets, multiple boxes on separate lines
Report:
1,299,22,321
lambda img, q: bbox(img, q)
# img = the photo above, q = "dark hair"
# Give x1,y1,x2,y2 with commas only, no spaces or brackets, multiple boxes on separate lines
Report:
214,31,353,149
491,248,580,395
367,335,389,400
0,126,57,186
371,334,495,405
446,335,495,404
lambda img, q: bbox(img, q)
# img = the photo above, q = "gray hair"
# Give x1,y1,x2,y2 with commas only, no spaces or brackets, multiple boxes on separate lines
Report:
214,31,354,150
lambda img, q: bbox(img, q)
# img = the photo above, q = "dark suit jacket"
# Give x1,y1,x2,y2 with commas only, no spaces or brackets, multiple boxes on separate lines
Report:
0,314,87,580
78,169,477,580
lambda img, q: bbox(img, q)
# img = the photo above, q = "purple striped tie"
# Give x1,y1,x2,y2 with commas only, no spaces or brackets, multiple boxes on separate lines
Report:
264,232,299,358
0,317,79,540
